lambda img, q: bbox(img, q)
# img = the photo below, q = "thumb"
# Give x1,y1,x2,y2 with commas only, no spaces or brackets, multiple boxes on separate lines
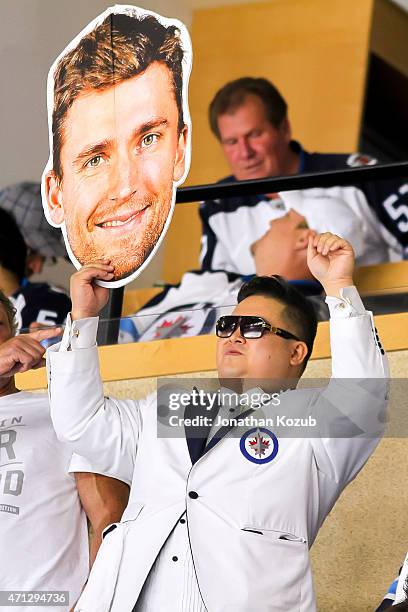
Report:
307,234,316,264
28,326,63,342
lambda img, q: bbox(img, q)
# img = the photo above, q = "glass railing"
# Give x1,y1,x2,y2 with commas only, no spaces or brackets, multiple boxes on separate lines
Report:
19,282,408,350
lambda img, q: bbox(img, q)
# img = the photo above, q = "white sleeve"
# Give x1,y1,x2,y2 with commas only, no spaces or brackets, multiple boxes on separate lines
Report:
46,317,140,485
311,286,389,487
199,205,238,272
68,453,132,487
324,286,388,378
207,235,240,274
280,188,365,263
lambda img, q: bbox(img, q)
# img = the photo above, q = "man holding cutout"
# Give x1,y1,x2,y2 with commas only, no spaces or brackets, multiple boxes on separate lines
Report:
47,232,388,611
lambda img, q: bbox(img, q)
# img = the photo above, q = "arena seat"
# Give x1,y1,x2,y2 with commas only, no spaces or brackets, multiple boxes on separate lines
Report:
17,310,408,389
355,260,408,295
122,287,162,316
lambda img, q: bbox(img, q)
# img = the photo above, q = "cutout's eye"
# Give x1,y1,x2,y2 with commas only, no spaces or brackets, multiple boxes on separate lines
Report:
85,155,104,168
141,134,159,148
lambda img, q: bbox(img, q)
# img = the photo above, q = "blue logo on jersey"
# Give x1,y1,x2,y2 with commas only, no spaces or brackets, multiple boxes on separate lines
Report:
240,428,279,464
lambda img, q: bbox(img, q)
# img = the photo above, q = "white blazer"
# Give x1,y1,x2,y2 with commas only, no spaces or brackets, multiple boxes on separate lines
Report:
47,301,388,612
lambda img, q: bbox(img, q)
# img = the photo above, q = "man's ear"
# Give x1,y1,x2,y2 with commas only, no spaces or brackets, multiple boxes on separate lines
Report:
26,253,45,276
173,125,188,183
289,341,309,368
279,117,292,144
45,171,64,226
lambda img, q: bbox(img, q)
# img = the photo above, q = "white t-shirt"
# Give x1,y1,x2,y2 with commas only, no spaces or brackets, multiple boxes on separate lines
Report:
0,391,88,611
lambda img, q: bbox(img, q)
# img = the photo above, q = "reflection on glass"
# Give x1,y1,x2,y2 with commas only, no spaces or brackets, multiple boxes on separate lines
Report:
118,304,235,345
19,280,408,350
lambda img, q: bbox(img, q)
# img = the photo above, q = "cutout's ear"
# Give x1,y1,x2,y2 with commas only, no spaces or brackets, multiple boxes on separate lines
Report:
44,171,64,226
173,125,188,183
289,341,309,368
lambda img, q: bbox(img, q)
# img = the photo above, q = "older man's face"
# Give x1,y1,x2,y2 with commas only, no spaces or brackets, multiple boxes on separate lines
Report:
46,62,187,282
217,94,291,181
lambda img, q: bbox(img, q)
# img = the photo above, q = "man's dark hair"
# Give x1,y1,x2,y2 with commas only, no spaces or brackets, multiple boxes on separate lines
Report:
52,12,186,180
237,275,317,373
0,209,27,283
209,77,288,140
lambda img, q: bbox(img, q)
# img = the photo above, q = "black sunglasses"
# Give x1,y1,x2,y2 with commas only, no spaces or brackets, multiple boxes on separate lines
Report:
215,315,300,341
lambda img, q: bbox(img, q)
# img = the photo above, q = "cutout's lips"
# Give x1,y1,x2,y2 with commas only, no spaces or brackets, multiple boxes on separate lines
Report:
95,207,148,229
224,349,244,356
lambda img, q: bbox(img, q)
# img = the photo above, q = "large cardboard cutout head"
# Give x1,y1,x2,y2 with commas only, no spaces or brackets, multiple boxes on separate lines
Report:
42,5,192,288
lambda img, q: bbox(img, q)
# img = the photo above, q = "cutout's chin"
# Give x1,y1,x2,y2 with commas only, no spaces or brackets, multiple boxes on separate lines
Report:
66,231,158,282
63,188,173,286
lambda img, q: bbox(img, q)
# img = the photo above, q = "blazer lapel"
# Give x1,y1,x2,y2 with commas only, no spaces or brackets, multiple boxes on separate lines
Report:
184,391,220,464
202,406,255,457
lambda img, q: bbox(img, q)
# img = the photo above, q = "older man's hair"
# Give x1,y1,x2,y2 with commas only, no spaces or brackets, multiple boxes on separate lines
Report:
52,12,185,180
0,291,17,336
209,77,288,140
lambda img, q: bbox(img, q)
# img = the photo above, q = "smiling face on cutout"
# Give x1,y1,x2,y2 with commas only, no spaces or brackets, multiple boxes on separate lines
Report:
42,6,192,287
45,62,188,283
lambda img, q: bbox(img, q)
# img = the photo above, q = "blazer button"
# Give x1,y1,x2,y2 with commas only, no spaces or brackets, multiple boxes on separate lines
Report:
180,518,186,524
172,556,178,562
189,491,199,499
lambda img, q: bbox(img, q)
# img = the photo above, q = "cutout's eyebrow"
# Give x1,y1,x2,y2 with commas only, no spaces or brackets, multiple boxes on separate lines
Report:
136,118,168,136
74,140,111,165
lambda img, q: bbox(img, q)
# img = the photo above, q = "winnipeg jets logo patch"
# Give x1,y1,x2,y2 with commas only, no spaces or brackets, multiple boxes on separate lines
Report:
240,428,279,464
